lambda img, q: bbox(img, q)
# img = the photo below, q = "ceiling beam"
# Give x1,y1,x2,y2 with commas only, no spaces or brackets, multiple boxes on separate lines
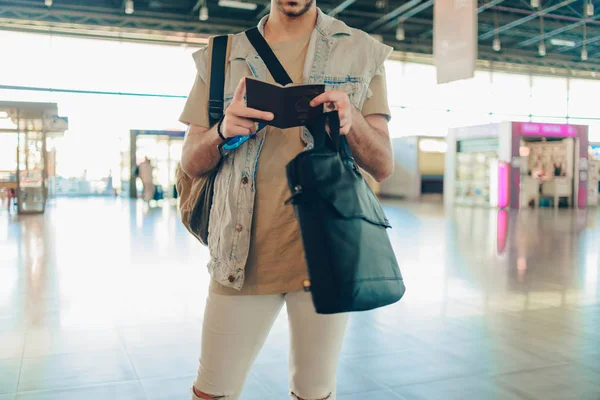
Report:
328,0,358,17
409,0,503,38
519,15,600,47
192,0,203,13
479,0,578,40
256,4,270,19
378,0,433,32
364,0,423,32
477,0,505,14
0,5,250,35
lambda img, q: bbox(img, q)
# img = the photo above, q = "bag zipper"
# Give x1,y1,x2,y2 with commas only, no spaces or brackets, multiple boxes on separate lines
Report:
284,184,303,205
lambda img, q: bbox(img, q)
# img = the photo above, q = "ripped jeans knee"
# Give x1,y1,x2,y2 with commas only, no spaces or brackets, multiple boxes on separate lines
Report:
192,386,226,400
290,391,332,400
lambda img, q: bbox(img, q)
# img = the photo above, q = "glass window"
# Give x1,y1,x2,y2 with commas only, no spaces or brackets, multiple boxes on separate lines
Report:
395,63,448,110
490,72,531,117
448,110,492,128
388,107,408,138
569,118,600,142
568,79,600,118
531,116,568,124
531,76,568,118
439,71,492,114
0,135,18,171
392,107,451,137
490,113,530,123
385,60,404,108
0,30,197,96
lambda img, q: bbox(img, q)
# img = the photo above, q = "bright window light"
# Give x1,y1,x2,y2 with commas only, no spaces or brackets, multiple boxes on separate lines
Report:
419,139,447,153
218,0,258,10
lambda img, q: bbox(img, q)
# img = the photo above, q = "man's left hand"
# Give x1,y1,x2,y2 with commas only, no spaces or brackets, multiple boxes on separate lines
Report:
310,90,354,135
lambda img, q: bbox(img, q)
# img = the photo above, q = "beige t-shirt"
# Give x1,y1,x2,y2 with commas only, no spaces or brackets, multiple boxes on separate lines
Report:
179,34,391,295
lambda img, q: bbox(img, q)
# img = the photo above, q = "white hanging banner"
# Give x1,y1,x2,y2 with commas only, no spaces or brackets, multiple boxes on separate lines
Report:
433,0,478,84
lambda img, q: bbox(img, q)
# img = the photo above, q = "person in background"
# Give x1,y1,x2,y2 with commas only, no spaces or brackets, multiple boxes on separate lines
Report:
7,188,16,211
532,158,547,181
137,157,155,202
553,160,562,177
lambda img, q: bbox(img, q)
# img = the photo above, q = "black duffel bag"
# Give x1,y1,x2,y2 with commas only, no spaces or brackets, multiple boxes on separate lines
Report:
285,111,406,314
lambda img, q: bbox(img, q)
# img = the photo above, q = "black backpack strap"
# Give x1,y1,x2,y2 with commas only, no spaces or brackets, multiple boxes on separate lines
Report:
245,27,293,86
208,35,230,127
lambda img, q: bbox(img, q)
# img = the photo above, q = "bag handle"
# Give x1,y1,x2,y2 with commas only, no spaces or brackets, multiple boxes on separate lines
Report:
245,27,293,86
311,112,356,163
312,111,340,150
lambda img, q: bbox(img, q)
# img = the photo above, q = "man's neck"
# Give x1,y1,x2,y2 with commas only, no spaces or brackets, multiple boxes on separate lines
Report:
264,5,318,42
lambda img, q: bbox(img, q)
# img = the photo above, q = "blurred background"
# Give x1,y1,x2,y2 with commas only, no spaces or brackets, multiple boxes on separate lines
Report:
0,1,599,399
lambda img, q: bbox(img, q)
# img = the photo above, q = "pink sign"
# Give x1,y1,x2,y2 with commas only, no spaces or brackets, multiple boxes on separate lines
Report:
519,123,577,137
497,162,509,209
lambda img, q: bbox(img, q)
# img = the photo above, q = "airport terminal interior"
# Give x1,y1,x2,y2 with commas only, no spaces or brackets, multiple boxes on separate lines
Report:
1,0,600,399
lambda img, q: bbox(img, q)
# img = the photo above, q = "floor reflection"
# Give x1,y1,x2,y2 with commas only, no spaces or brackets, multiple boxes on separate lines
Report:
1,198,599,399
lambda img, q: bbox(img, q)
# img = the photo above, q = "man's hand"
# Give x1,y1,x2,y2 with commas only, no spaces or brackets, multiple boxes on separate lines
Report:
221,78,274,138
310,90,354,135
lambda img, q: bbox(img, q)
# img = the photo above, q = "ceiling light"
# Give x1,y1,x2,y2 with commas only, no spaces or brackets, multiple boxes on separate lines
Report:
493,37,501,51
200,5,209,20
549,38,576,47
586,2,594,16
218,0,257,10
395,24,405,41
538,41,546,56
582,47,588,61
531,0,539,8
125,0,134,14
44,0,52,6
376,0,386,9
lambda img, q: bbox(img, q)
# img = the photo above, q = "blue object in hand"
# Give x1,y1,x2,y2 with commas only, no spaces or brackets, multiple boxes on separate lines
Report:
222,122,267,151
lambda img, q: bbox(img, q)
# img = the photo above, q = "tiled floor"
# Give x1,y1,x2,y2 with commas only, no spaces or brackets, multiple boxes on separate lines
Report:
1,197,599,399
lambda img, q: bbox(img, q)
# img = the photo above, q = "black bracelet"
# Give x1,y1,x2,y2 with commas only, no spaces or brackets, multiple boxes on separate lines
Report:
217,116,227,141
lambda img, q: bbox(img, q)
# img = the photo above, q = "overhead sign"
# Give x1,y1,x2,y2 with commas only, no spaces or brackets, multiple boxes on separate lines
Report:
518,122,577,137
433,0,478,84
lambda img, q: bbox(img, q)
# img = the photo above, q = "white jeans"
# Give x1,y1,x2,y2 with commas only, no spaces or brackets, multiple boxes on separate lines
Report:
192,291,349,400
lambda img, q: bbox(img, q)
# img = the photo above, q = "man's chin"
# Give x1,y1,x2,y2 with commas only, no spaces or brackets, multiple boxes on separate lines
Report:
280,7,303,17
277,0,313,17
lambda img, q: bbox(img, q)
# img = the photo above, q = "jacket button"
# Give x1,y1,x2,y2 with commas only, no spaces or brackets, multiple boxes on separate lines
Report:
235,224,243,232
241,176,249,185
228,275,235,283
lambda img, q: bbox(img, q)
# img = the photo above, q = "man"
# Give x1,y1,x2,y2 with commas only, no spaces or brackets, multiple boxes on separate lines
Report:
137,157,154,201
180,1,393,399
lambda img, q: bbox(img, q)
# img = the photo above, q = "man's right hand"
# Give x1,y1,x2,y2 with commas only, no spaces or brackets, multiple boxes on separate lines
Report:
221,77,274,138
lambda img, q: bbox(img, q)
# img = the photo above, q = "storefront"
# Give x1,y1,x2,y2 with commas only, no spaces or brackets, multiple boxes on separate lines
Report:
380,136,446,199
0,101,68,214
445,121,589,209
589,143,600,206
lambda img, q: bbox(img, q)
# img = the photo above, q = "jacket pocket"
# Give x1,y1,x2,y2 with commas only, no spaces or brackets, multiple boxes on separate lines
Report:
322,75,368,108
